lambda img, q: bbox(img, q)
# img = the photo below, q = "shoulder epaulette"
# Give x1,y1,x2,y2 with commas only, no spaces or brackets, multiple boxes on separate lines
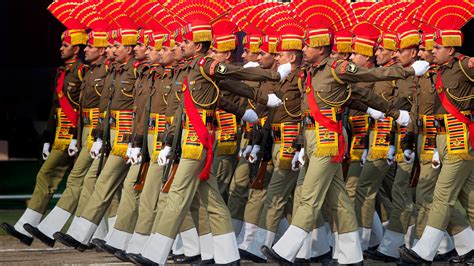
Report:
330,60,346,85
77,64,87,82
133,61,142,79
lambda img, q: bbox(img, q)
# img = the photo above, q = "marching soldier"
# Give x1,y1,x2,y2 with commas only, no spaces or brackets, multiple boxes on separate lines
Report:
23,2,110,247
54,0,140,250
133,1,294,264
261,0,430,264
1,1,87,246
401,1,474,263
240,6,305,261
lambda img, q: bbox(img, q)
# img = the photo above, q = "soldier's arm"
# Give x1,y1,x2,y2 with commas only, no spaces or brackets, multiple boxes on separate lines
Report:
349,85,401,119
218,79,268,105
334,61,415,84
203,59,281,82
43,93,58,144
217,97,246,119
459,56,474,79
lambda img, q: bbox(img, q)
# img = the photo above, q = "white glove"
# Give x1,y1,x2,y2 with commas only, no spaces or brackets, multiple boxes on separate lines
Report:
68,139,79,157
243,61,260,68
432,148,441,169
411,60,430,76
403,149,415,164
127,147,142,165
386,145,396,166
248,145,260,163
277,62,292,82
42,143,50,160
298,148,305,166
158,146,171,166
90,138,103,159
242,109,258,123
267,93,282,108
367,107,385,121
126,143,133,158
360,149,368,166
396,110,411,127
291,151,300,172
241,145,252,158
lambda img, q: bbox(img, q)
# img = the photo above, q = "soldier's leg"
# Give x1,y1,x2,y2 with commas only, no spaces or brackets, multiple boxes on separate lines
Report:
212,153,236,199
191,196,212,261
198,172,239,264
140,157,206,264
106,164,141,250
355,158,390,250
228,156,250,234
346,162,362,203
411,134,474,261
11,149,72,238
126,162,163,254
272,130,362,264
65,152,130,244
245,144,298,259
236,162,273,249
35,128,95,240
377,161,414,258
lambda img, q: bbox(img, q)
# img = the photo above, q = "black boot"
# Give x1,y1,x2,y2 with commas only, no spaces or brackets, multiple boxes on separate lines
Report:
238,248,266,263
128,253,159,265
363,249,397,262
448,249,474,263
174,254,201,263
260,245,292,265
53,232,88,252
399,246,431,264
1,222,33,246
23,223,55,247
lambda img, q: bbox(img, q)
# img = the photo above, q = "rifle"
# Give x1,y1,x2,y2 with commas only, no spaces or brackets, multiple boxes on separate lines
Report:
409,78,421,187
249,106,277,190
161,91,184,193
96,71,116,177
133,93,153,191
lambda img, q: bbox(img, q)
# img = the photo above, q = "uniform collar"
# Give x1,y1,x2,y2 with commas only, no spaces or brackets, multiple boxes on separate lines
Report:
311,56,330,70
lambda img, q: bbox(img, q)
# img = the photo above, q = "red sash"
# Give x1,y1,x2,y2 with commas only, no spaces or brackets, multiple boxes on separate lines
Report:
182,77,215,181
436,70,474,148
56,68,78,127
306,73,345,162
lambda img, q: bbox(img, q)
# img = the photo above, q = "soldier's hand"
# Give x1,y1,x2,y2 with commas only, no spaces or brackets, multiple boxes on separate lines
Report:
431,148,441,169
128,147,142,165
90,138,103,159
386,145,396,166
360,149,368,166
126,143,133,159
411,60,430,76
396,110,411,127
277,62,292,82
242,109,258,123
291,151,300,172
469,57,474,68
158,146,171,166
298,148,305,166
267,93,282,108
248,145,260,163
68,139,79,157
366,107,385,121
403,149,415,164
243,61,260,68
42,143,51,160
241,145,252,158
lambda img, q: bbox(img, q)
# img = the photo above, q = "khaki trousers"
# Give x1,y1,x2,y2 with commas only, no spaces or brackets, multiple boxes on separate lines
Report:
56,127,94,213
28,149,72,214
386,161,414,233
134,161,163,235
228,157,250,221
346,162,362,203
241,162,274,226
79,129,130,224
213,154,237,198
425,134,474,231
292,130,357,234
154,129,234,238
355,131,395,228
258,143,298,232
